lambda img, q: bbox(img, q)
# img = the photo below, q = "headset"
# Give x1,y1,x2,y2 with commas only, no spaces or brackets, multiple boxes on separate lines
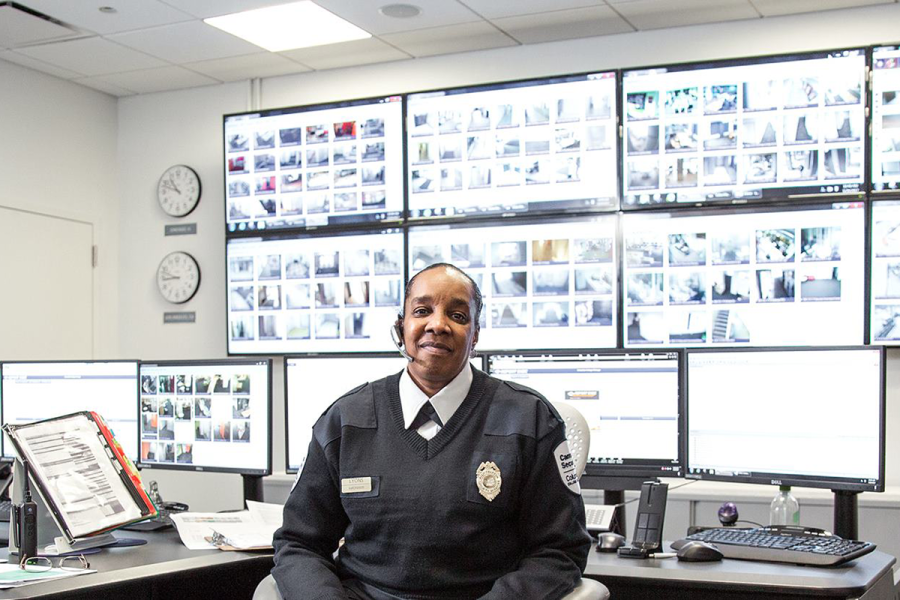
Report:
391,315,414,362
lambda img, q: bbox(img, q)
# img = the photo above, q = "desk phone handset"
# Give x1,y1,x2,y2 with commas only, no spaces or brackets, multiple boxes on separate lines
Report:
617,481,668,559
13,460,37,560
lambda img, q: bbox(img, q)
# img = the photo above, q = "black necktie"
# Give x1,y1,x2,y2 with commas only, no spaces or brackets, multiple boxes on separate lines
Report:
410,401,444,431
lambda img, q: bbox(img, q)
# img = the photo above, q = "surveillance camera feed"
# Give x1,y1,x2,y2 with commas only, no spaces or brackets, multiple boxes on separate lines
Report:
406,72,619,219
408,214,617,350
138,359,271,475
224,95,403,233
869,200,900,344
872,45,900,193
226,228,404,354
621,201,864,347
622,49,866,207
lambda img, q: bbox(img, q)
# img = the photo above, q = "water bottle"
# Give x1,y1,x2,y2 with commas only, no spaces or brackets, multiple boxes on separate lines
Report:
769,485,800,526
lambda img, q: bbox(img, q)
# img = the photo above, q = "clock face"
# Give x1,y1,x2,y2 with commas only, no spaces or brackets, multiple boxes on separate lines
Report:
157,251,201,304
157,165,201,217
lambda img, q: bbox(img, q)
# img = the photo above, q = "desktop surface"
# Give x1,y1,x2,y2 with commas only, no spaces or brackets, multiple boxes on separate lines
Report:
586,541,896,599
0,529,272,599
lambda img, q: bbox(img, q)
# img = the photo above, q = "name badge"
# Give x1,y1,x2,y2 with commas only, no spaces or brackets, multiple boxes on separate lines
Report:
341,477,373,494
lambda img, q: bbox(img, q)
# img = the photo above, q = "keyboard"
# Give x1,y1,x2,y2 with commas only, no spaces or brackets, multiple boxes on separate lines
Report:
672,526,876,567
0,499,11,522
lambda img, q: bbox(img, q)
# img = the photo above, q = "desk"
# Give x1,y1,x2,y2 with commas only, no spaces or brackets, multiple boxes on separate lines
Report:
585,543,896,599
0,530,273,600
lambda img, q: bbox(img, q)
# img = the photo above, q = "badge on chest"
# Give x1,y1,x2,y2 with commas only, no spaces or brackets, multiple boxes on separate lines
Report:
476,461,502,501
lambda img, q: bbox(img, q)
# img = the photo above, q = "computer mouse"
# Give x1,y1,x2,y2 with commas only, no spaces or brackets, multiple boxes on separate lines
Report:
595,532,626,552
676,540,724,562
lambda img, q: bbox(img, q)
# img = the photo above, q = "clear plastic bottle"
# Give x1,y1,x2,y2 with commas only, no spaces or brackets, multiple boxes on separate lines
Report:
769,485,800,526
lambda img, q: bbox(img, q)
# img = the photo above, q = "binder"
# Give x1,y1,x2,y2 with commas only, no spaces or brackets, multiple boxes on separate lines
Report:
3,411,157,545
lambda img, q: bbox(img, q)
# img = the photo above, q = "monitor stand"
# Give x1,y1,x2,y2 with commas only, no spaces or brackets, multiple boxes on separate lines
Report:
243,474,264,507
833,490,859,540
582,475,650,537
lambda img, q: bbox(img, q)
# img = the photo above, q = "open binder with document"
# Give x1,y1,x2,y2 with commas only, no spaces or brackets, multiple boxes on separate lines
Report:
3,411,157,554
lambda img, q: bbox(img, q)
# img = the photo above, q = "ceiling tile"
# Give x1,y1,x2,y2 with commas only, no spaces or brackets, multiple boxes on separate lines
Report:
460,0,605,20
751,0,892,17
108,20,262,63
493,5,633,44
0,50,84,79
279,37,410,70
314,0,482,35
0,3,80,47
611,0,759,30
72,76,139,97
185,51,311,81
15,37,168,77
91,65,220,93
18,0,194,35
157,0,293,19
380,21,517,58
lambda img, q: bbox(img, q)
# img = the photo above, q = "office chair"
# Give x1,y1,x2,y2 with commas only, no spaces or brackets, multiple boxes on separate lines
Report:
253,401,609,600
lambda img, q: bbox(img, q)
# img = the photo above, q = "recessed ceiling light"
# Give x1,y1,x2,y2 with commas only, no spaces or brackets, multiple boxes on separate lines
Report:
98,6,117,13
379,4,421,19
205,1,371,53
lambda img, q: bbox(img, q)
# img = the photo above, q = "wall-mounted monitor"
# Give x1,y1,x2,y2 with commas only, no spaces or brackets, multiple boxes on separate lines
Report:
872,45,900,193
621,49,866,208
406,72,618,220
685,346,884,492
227,227,405,354
284,354,410,473
137,359,272,475
223,95,403,233
869,200,900,343
621,201,865,346
488,351,682,480
408,214,618,350
0,361,140,461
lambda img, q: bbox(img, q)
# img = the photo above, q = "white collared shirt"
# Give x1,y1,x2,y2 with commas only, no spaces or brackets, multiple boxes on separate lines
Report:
400,364,473,440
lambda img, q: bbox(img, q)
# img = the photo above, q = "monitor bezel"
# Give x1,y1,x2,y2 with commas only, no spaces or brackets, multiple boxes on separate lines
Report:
0,359,141,462
222,93,405,237
684,345,886,492
620,46,869,210
484,348,685,481
136,358,273,476
404,70,621,222
283,352,487,473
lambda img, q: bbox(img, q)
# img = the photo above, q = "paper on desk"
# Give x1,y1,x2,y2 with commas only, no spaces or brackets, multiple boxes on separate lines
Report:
0,564,95,589
170,502,284,551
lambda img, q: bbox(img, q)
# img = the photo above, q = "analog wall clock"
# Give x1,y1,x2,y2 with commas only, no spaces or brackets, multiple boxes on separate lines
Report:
157,251,201,304
157,164,201,217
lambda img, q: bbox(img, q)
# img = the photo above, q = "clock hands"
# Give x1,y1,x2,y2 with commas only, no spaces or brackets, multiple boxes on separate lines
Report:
167,174,182,194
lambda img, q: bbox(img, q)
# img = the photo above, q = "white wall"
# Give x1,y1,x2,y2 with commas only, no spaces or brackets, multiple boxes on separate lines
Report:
0,60,118,357
111,2,900,510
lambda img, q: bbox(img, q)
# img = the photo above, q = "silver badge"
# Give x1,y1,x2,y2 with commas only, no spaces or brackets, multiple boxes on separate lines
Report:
476,461,502,502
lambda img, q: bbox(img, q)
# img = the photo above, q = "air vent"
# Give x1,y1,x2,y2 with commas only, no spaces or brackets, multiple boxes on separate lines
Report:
0,2,80,48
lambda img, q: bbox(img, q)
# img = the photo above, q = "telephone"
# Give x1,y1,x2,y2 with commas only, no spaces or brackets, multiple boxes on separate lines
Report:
617,481,669,558
584,503,616,533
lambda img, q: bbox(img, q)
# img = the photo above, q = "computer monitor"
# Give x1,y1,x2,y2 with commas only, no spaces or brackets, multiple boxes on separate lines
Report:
408,214,618,350
137,359,272,479
621,201,865,347
871,45,900,193
406,72,619,220
487,350,682,483
621,48,866,208
0,360,140,462
870,199,900,343
685,346,884,538
223,95,403,233
284,354,410,473
226,227,405,354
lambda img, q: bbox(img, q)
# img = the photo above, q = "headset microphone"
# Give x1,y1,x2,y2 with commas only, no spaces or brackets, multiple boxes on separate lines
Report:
390,322,414,362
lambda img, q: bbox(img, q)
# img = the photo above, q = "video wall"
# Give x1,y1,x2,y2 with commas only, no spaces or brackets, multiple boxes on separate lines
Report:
223,45,900,354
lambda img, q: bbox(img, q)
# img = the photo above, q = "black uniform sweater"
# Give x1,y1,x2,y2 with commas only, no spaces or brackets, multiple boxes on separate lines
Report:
273,368,591,600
